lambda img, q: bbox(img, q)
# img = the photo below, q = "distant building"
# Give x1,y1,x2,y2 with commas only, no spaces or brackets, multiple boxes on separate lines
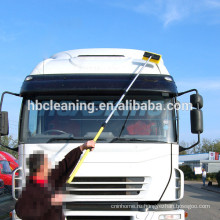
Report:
179,152,220,173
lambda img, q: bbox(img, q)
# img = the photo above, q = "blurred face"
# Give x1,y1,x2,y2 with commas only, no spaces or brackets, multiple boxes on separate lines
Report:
39,155,51,180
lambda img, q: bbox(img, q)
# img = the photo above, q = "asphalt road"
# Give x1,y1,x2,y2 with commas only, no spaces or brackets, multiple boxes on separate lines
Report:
0,197,15,220
181,184,220,220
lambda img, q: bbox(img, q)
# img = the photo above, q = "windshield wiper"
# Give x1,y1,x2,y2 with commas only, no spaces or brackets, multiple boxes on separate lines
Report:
47,137,106,143
110,137,167,143
47,136,166,144
117,108,132,138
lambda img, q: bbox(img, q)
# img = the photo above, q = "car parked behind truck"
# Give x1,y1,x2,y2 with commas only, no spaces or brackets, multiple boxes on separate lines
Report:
0,151,18,171
0,153,12,193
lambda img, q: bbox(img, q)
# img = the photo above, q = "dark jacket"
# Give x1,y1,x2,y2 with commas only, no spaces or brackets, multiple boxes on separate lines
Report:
15,147,82,220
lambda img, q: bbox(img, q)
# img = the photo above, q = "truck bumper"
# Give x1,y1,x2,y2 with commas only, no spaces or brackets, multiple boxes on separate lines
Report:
12,209,185,220
64,209,185,220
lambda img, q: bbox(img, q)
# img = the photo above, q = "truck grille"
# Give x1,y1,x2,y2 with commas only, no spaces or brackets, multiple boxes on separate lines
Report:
67,217,130,220
66,177,146,196
65,202,139,211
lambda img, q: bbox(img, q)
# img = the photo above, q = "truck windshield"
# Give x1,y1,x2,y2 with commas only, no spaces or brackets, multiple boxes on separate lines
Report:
20,98,177,144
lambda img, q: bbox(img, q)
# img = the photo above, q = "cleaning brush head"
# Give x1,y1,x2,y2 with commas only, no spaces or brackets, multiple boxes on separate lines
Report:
142,51,161,64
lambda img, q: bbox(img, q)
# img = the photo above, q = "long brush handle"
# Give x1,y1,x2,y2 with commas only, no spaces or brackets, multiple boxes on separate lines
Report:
66,126,105,183
66,53,158,183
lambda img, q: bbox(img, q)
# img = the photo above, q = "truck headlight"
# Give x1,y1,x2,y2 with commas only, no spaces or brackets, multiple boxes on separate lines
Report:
159,214,181,220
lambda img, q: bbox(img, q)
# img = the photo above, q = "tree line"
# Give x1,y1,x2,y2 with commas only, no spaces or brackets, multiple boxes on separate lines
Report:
0,135,18,158
180,138,220,155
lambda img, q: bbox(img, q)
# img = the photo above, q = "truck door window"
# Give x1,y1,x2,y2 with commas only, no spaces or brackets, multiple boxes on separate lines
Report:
28,106,38,135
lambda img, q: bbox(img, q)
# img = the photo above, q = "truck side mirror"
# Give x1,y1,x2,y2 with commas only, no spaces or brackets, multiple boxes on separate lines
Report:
190,94,203,109
190,93,203,134
191,109,203,134
0,111,9,136
178,90,204,152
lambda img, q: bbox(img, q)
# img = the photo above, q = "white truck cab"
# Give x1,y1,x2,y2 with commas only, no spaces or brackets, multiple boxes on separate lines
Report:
0,48,203,220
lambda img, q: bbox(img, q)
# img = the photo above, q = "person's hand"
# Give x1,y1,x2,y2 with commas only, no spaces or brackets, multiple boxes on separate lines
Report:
80,140,96,152
51,193,63,206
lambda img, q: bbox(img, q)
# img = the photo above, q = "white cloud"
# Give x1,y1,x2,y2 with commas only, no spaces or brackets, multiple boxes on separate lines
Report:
102,0,220,26
133,0,189,26
163,1,185,26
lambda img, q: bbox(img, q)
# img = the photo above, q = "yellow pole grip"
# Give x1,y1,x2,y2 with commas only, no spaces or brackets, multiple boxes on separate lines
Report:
93,126,104,142
67,126,105,183
66,149,90,183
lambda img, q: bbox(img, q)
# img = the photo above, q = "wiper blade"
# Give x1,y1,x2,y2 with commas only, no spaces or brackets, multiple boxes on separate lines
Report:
47,137,104,143
47,137,105,143
110,137,167,143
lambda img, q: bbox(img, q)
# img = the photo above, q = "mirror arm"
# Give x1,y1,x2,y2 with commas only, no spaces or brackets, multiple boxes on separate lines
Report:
177,89,198,97
0,91,20,112
0,142,18,152
175,98,179,143
179,132,200,152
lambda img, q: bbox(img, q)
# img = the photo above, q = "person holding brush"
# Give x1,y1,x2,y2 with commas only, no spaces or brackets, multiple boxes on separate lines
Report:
15,140,95,220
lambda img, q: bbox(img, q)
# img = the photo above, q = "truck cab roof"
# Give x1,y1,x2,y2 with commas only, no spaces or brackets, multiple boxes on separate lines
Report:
30,48,170,75
20,49,177,97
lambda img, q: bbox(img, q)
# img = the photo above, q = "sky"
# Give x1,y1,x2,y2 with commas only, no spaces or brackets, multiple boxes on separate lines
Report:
0,0,219,143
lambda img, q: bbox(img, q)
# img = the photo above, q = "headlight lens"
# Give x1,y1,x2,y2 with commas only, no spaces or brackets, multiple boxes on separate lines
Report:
159,214,181,219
